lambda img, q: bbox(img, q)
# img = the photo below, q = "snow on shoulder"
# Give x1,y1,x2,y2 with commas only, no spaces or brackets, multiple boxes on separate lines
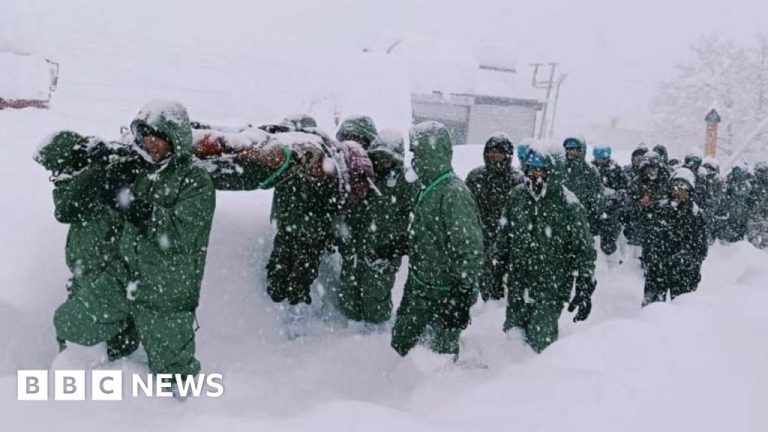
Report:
562,185,581,205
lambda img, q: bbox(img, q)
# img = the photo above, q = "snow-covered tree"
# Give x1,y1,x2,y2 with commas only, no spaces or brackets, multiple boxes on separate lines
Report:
651,34,768,163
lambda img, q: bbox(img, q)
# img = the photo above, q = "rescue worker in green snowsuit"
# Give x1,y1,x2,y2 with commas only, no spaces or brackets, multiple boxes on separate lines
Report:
642,168,708,305
391,121,483,357
625,152,667,247
266,115,376,307
718,166,753,242
53,100,216,377
562,137,604,236
747,163,768,248
338,130,419,324
35,131,145,360
624,145,648,183
466,133,523,301
591,145,630,255
491,147,596,353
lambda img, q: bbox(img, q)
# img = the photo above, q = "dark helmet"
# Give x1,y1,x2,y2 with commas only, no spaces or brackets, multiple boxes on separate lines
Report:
34,131,90,174
563,137,585,151
485,133,514,155
639,151,661,169
631,144,649,158
652,144,669,164
684,153,703,170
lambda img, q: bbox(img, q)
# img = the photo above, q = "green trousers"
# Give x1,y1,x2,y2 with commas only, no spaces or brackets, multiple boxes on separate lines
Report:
338,253,399,324
504,298,564,353
54,270,200,376
391,279,463,356
61,274,140,361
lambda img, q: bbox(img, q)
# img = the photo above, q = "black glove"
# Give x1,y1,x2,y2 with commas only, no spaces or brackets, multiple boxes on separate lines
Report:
567,290,592,322
123,198,154,233
87,139,113,165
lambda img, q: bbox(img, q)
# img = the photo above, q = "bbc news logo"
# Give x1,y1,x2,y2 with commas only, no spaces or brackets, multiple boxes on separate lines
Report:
17,370,224,400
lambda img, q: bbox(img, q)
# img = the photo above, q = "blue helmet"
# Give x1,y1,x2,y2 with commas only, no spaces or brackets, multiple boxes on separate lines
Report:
593,146,611,160
517,143,530,160
524,149,548,169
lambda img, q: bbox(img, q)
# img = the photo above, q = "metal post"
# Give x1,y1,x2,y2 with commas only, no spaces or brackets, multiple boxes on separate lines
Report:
548,73,567,138
530,62,558,139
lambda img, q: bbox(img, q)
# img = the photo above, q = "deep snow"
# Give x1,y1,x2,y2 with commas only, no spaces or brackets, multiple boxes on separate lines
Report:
2,1,768,431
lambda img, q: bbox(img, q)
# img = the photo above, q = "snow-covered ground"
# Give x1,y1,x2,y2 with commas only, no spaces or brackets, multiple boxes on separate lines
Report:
3,104,768,431
2,1,768,431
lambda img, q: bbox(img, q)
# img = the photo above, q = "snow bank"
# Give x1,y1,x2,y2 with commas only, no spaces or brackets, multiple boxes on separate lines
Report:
3,106,768,431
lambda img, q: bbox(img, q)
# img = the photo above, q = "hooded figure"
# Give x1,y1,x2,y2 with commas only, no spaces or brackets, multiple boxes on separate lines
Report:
625,151,668,246
642,168,708,305
336,115,378,151
466,133,523,300
338,129,420,325
717,166,753,242
747,163,768,248
562,137,604,236
489,147,596,353
390,121,483,357
36,131,145,360
624,144,648,182
591,145,630,255
54,100,216,378
683,153,709,207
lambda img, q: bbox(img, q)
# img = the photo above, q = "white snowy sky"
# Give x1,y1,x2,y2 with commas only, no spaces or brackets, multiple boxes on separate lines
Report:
5,0,768,134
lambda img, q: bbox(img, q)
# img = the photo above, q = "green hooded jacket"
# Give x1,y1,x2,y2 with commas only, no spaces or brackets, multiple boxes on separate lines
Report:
492,153,596,322
407,121,484,314
563,140,604,234
120,101,216,311
346,131,418,255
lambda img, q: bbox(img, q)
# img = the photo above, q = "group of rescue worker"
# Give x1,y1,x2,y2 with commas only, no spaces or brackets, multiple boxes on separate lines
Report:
36,99,767,386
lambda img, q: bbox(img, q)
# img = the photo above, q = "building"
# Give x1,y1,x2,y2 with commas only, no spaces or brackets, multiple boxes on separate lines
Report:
412,91,543,146
394,36,544,145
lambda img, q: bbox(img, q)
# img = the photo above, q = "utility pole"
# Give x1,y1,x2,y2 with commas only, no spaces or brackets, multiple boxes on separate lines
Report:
548,73,568,138
530,62,558,139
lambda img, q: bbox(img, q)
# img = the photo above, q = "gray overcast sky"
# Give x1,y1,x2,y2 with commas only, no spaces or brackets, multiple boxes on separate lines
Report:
369,0,768,134
11,0,768,135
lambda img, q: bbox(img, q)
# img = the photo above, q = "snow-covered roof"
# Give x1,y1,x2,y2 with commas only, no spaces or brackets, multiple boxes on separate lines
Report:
0,52,50,100
391,35,541,103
